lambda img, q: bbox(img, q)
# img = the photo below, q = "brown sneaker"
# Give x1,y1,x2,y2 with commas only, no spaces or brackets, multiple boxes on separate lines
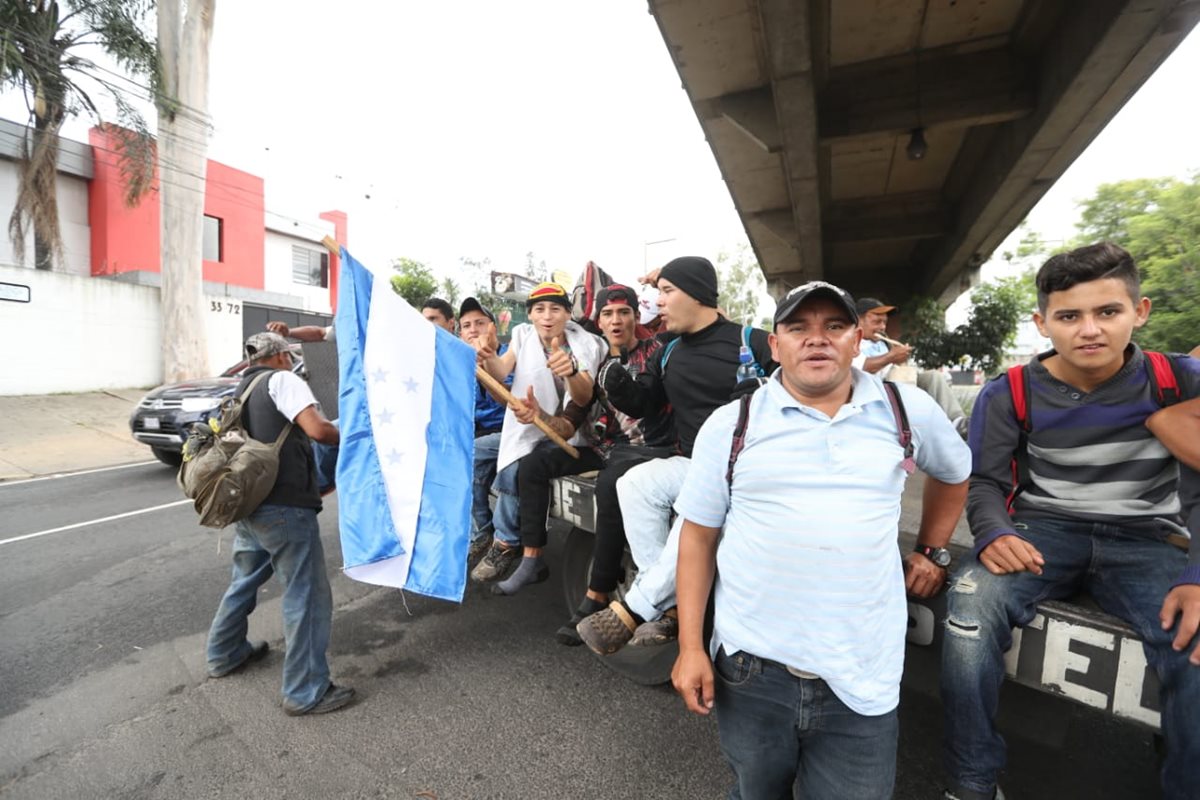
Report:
470,541,520,582
576,601,638,656
630,608,678,647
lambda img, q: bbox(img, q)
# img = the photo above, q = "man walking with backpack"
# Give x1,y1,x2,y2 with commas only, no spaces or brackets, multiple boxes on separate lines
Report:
670,281,970,799
205,332,356,716
940,243,1200,800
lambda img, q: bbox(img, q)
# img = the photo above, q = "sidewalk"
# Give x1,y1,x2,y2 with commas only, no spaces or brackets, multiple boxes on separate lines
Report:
0,388,154,481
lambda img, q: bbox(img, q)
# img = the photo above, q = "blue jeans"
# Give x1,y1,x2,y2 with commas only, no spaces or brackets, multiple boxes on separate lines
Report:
206,504,333,713
715,647,898,800
472,432,519,547
941,517,1200,800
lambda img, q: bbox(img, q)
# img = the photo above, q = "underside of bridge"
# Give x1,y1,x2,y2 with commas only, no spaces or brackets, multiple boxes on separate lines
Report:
649,0,1199,303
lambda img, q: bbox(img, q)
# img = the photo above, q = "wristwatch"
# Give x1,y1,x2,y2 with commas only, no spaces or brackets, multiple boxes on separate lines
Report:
914,543,952,568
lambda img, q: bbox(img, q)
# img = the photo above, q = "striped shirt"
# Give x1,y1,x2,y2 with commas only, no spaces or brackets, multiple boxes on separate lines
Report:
675,369,971,715
966,346,1200,573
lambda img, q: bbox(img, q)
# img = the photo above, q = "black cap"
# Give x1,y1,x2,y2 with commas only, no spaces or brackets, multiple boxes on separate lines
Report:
594,283,638,312
855,297,895,316
658,256,719,308
458,296,496,324
774,281,858,325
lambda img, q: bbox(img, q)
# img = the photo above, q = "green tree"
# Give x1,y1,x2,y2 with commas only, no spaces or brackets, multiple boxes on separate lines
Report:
716,244,772,328
908,273,1036,374
438,276,460,308
458,255,505,311
390,256,437,308
1070,175,1200,353
2,0,158,270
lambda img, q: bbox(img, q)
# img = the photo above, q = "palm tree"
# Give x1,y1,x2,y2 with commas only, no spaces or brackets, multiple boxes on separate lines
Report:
0,0,157,270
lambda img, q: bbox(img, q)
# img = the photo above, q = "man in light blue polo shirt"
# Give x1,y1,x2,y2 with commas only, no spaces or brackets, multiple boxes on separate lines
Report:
670,281,971,800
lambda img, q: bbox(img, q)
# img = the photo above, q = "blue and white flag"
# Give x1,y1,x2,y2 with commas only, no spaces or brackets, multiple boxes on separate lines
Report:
334,248,475,602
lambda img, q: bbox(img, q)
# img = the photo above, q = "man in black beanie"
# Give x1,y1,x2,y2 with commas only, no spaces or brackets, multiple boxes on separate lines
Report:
576,256,778,656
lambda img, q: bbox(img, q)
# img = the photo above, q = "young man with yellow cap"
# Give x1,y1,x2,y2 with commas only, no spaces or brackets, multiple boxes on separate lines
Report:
473,282,607,584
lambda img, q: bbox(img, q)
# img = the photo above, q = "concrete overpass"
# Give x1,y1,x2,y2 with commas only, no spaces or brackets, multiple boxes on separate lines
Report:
648,0,1199,302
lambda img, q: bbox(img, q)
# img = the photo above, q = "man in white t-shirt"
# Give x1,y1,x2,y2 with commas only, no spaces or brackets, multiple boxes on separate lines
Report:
205,332,356,717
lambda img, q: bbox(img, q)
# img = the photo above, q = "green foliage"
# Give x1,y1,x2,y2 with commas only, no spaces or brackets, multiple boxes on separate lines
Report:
1069,175,1200,353
390,257,438,308
438,276,461,308
716,244,771,327
2,0,158,268
908,274,1036,374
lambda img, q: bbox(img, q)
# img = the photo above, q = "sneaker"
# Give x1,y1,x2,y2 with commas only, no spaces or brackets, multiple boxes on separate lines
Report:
207,640,269,678
630,608,678,647
283,684,357,717
468,536,491,567
576,601,638,656
470,541,520,582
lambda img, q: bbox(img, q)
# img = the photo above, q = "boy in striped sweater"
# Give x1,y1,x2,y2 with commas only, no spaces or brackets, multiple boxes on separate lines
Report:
941,242,1200,800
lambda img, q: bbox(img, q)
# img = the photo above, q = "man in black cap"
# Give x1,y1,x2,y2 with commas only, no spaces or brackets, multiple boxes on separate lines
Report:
856,296,968,436
458,297,520,567
576,256,777,655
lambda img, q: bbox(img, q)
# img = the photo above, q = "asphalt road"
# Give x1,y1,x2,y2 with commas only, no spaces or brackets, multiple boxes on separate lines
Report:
0,465,1165,799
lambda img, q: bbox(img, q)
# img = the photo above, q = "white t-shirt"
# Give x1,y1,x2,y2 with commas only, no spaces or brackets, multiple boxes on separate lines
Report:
267,370,319,421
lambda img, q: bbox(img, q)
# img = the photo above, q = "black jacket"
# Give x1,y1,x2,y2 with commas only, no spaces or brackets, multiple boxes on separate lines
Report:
237,366,322,510
599,318,775,457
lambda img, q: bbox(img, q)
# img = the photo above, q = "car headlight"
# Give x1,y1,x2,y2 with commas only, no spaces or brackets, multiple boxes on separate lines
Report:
181,397,222,413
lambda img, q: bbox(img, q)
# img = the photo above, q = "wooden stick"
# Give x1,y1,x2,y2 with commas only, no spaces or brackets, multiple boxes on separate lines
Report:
321,235,339,255
474,367,580,459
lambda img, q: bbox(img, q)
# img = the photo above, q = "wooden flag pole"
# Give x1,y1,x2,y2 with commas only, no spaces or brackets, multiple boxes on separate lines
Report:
474,367,580,459
321,235,339,255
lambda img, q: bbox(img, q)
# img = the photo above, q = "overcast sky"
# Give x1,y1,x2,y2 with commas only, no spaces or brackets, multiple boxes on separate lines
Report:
4,3,1198,302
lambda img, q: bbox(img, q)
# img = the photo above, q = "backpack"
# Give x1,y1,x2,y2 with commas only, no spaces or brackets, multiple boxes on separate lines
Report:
726,380,914,488
1004,351,1182,513
177,370,293,529
660,325,766,379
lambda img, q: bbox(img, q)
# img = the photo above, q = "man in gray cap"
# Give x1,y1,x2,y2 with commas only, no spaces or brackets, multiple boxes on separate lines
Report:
204,332,356,716
855,296,969,436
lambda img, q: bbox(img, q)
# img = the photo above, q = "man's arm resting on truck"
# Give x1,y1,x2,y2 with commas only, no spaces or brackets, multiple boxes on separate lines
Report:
1146,397,1200,471
671,518,719,716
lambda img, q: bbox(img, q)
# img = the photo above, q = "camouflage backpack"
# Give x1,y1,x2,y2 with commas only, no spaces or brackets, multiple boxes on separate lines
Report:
177,370,292,528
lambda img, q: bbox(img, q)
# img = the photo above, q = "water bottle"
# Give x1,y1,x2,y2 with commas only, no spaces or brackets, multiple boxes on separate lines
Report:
735,345,758,382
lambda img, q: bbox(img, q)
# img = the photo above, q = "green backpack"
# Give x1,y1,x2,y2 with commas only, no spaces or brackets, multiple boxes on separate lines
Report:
177,370,293,529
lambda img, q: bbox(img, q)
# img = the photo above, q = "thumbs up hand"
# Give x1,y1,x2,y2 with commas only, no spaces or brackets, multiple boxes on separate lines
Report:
513,386,541,425
546,336,578,378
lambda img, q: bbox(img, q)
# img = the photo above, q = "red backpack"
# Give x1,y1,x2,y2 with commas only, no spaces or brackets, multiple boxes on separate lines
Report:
1004,351,1182,513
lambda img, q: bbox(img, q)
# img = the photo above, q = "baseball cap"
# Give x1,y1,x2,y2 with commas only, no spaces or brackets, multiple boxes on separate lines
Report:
855,297,895,316
594,283,638,312
525,282,572,311
458,296,496,324
244,332,293,362
773,281,859,325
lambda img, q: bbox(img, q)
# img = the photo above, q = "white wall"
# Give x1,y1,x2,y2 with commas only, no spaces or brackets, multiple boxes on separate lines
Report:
0,161,91,275
264,228,333,314
0,265,245,395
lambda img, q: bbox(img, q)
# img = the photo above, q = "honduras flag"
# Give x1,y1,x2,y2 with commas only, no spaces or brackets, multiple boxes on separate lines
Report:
334,248,475,602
